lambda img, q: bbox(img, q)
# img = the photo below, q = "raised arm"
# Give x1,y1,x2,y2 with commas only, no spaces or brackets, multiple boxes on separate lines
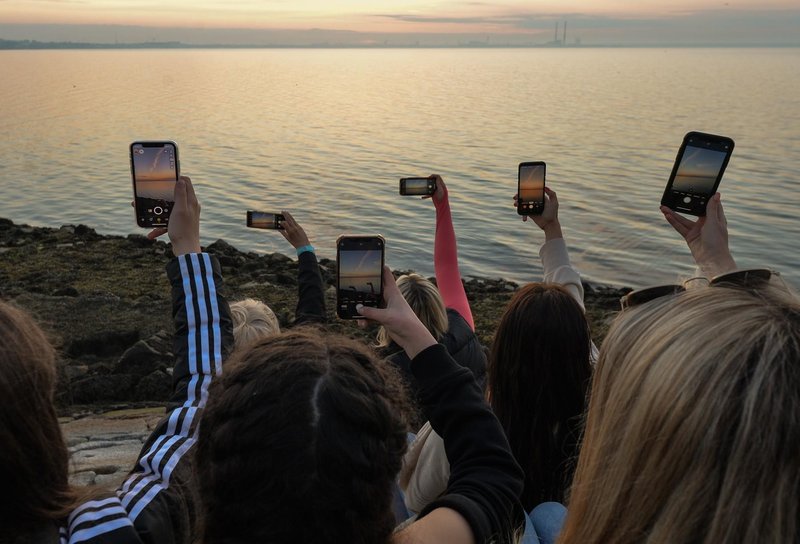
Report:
429,175,475,330
518,187,584,308
64,177,234,543
358,269,524,544
660,192,737,278
279,211,326,324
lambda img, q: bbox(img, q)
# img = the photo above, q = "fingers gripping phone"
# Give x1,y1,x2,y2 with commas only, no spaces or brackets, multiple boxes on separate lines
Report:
517,162,546,215
246,211,285,230
130,141,179,228
336,235,385,319
661,131,734,216
399,177,436,196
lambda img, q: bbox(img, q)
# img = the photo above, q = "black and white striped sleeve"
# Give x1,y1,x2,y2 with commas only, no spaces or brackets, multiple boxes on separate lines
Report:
63,253,233,544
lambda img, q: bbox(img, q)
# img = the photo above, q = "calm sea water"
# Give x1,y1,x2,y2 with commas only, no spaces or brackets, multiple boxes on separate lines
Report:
1,48,798,287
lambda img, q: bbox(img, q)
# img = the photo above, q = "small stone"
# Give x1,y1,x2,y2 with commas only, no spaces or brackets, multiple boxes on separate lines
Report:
65,364,89,381
69,471,97,487
74,225,96,236
91,464,121,475
66,436,88,447
94,473,125,488
53,286,79,297
269,252,292,263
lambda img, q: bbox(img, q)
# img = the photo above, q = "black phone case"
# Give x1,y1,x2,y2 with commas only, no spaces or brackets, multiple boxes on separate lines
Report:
336,235,385,320
399,177,436,196
517,162,546,216
661,131,734,217
131,141,179,228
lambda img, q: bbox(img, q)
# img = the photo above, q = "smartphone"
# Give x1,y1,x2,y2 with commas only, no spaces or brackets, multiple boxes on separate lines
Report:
130,141,179,228
661,131,735,216
246,211,285,230
336,235,385,320
517,162,546,215
399,177,436,196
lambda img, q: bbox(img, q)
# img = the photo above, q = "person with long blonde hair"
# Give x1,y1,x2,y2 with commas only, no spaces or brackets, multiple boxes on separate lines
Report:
229,210,327,348
560,193,800,543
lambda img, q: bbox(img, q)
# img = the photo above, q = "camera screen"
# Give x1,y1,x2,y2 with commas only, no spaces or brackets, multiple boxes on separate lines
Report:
519,164,545,210
247,211,283,229
131,143,178,225
671,145,729,196
401,178,434,196
337,241,383,316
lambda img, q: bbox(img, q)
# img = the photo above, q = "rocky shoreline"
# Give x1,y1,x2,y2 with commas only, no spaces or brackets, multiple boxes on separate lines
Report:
0,217,628,407
1,217,628,485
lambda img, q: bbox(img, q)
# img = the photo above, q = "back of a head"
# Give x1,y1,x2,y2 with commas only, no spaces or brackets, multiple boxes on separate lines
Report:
377,274,447,348
488,283,592,508
195,328,409,544
0,301,75,536
229,298,280,349
561,284,800,544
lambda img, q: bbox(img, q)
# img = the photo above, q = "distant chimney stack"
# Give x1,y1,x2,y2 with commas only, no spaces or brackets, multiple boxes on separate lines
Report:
563,21,567,44
555,22,559,43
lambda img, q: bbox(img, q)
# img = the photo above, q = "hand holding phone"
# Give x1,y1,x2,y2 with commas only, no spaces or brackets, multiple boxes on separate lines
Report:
400,176,437,196
517,162,546,216
130,141,179,228
660,193,737,278
276,211,311,249
336,235,385,319
246,211,285,230
661,131,734,216
168,176,201,257
353,265,437,359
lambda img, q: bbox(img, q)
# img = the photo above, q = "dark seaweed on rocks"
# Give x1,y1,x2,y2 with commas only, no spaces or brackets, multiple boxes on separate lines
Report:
0,218,627,408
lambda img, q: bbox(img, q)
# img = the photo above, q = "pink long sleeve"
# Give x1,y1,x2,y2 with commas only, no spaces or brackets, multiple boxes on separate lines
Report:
434,190,475,331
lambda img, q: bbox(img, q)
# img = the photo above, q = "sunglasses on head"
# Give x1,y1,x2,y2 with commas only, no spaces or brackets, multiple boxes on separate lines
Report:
620,269,781,310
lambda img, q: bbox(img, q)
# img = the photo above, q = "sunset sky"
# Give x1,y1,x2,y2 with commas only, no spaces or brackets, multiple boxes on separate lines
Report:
1,0,798,45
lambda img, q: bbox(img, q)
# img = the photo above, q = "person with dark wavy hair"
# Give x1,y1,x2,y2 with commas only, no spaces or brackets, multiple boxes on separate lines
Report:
489,281,592,509
194,266,525,544
0,176,235,543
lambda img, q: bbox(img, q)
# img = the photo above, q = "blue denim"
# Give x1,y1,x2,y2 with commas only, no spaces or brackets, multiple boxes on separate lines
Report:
521,512,540,544
391,483,412,524
524,502,566,544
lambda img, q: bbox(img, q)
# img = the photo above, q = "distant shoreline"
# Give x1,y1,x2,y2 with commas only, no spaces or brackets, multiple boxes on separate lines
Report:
1,39,798,50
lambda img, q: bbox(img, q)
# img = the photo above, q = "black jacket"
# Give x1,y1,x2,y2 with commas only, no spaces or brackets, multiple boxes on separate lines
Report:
293,250,326,325
385,308,487,394
412,344,524,543
56,253,233,544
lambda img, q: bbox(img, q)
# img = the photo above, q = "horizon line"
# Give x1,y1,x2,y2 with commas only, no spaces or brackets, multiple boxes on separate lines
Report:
2,39,799,50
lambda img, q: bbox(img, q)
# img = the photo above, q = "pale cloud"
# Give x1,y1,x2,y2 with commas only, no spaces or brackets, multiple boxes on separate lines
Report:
0,0,798,44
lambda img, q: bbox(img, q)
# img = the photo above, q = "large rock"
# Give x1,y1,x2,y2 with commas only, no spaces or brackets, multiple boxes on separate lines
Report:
66,329,140,358
70,374,137,404
115,330,173,377
134,370,172,401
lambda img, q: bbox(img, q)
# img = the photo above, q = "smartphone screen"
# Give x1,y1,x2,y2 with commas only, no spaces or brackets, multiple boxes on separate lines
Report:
130,141,179,228
246,211,285,230
399,177,436,196
518,162,546,215
661,132,734,216
336,236,385,319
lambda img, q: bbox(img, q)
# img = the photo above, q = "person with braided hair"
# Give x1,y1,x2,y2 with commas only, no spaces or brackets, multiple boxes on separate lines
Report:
194,265,525,544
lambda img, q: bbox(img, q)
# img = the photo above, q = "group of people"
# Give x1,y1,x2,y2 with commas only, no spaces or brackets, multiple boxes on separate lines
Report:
2,172,798,544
